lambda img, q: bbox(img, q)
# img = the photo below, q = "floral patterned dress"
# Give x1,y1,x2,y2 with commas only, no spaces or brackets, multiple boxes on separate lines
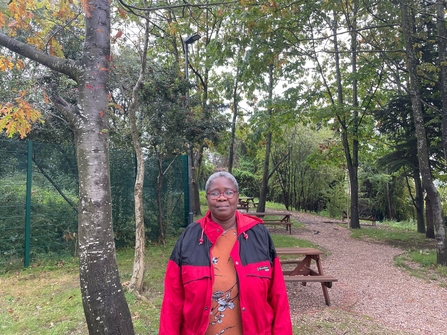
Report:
205,227,242,335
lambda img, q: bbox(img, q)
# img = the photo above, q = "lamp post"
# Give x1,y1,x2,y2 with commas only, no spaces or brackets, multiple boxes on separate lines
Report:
184,33,201,225
184,33,201,106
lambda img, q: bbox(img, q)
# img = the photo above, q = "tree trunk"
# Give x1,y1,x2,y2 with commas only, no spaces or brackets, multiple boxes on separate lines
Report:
228,75,240,174
348,1,360,230
76,2,134,332
425,195,435,239
257,64,274,213
385,169,392,220
76,125,134,334
258,131,272,213
128,141,146,292
400,0,447,264
127,10,150,294
0,2,135,332
333,12,360,229
436,0,447,162
412,171,425,234
192,146,202,216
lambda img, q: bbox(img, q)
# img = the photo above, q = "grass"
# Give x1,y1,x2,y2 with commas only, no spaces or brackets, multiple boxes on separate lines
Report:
349,222,429,248
264,200,289,210
2,212,447,334
1,233,307,335
348,219,447,287
0,258,86,334
271,233,315,249
0,242,177,335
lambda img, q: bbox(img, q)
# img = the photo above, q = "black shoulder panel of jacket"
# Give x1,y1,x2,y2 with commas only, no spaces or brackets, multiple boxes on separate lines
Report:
169,222,211,267
238,224,277,267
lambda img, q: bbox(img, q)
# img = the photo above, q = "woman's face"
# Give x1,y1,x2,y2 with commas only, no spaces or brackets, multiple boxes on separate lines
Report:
206,176,239,224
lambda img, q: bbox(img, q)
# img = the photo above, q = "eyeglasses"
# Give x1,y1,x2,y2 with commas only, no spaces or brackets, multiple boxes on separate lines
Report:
207,189,237,200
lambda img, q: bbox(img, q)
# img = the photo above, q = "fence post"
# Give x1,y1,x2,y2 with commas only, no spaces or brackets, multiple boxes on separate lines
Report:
24,140,33,267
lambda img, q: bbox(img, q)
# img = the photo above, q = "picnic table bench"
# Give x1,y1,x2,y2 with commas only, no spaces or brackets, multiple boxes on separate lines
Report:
342,211,376,225
276,247,338,306
237,197,257,212
243,211,292,234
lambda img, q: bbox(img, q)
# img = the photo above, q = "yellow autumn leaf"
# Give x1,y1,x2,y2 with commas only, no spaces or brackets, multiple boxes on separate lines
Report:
49,37,65,58
0,58,6,71
26,36,44,50
168,22,178,36
0,92,42,139
16,59,25,70
0,57,14,71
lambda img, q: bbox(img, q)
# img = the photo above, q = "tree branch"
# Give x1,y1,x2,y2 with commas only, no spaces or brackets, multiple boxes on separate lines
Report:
118,0,240,13
268,151,290,180
51,94,80,127
0,33,80,81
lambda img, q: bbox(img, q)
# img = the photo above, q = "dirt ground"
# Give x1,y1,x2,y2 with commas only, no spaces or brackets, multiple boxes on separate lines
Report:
271,211,447,335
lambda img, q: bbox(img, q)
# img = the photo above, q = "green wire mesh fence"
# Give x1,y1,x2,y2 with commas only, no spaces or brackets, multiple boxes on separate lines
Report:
0,139,188,269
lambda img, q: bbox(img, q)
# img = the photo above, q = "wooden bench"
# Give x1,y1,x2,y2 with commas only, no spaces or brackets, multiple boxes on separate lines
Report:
237,197,257,212
237,200,249,212
342,211,376,225
282,274,337,288
277,247,338,306
243,212,292,234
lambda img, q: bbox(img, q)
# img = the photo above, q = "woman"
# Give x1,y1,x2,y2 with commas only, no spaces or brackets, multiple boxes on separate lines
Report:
159,171,292,335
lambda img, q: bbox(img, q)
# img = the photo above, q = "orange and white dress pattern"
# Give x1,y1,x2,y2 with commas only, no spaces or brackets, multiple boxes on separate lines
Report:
205,228,242,335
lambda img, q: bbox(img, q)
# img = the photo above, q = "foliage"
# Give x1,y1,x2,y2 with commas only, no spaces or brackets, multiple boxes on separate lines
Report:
0,0,84,139
0,90,42,138
359,166,415,222
0,53,42,139
268,124,346,213
374,93,445,176
232,168,259,197
1,0,447,268
323,181,348,218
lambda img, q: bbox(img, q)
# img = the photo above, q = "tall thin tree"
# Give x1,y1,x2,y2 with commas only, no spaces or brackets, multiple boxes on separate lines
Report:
400,0,447,264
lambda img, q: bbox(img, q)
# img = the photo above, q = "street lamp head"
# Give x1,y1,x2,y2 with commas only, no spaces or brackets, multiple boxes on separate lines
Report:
184,33,201,45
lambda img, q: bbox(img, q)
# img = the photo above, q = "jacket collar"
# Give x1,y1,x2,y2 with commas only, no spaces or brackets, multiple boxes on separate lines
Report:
197,210,263,244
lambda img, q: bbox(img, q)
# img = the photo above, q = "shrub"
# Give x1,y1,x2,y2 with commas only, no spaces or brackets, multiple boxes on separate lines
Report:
232,169,259,197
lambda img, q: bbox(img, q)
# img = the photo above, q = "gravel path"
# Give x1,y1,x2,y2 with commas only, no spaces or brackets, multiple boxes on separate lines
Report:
276,212,447,335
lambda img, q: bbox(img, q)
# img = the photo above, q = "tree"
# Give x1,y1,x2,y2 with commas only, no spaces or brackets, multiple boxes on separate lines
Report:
399,0,447,264
271,124,345,214
124,7,150,295
258,64,275,212
232,2,308,212
139,65,192,242
436,0,447,162
0,1,134,333
375,96,425,231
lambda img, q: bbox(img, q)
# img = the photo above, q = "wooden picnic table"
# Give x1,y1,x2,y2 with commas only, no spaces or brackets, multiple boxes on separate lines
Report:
276,247,338,306
242,211,292,234
237,197,257,212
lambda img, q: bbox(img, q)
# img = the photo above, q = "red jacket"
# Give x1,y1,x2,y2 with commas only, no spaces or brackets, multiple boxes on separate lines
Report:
159,210,293,335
